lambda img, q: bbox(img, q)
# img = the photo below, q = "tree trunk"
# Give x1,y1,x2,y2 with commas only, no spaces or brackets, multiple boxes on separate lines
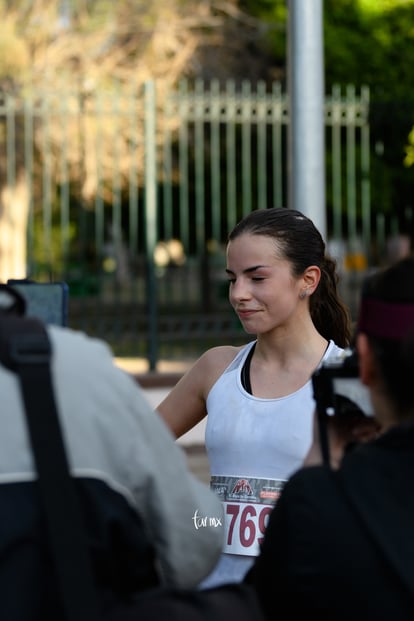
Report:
0,175,29,282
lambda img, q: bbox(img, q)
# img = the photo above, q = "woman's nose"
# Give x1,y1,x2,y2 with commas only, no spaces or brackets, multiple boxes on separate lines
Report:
230,279,251,301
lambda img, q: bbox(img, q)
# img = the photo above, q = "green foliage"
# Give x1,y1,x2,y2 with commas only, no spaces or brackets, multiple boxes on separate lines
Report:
240,0,414,226
239,0,287,60
324,0,414,99
324,0,414,221
240,0,287,21
404,127,414,167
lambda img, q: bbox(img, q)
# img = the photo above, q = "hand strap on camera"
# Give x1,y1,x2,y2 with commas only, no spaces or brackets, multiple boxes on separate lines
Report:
0,306,99,621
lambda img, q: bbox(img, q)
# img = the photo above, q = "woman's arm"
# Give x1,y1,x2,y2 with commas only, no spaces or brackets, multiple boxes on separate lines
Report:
157,346,239,438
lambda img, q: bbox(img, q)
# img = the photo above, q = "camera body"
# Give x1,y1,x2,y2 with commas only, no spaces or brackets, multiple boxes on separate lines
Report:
7,280,69,327
312,348,373,419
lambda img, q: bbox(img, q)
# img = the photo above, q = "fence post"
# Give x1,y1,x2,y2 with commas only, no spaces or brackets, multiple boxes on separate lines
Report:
144,80,158,370
360,85,371,259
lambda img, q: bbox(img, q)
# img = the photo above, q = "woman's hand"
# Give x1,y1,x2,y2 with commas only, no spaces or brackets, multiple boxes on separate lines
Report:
303,410,381,469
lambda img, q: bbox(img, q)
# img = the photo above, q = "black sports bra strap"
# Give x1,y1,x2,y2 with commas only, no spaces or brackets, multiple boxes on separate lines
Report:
241,342,256,394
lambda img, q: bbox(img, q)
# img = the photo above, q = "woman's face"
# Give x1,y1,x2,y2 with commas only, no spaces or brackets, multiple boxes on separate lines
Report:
226,233,305,335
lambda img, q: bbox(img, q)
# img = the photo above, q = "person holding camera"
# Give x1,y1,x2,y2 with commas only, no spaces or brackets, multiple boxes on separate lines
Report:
0,283,224,619
303,348,381,469
157,207,352,587
246,256,414,620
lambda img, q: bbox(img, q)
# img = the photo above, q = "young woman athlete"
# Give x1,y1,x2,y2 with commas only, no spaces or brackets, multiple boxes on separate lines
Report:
157,207,352,587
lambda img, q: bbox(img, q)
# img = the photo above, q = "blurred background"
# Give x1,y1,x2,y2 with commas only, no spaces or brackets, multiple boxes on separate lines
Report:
0,0,413,371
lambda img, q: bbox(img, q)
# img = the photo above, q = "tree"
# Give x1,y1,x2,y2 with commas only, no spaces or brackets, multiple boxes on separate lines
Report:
3,0,413,282
0,0,258,281
238,0,414,233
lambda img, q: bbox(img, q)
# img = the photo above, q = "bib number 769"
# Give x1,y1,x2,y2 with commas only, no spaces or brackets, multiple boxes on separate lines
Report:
224,502,272,556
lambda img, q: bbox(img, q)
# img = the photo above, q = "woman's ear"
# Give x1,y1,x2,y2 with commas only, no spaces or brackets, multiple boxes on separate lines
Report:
356,333,376,386
302,265,321,294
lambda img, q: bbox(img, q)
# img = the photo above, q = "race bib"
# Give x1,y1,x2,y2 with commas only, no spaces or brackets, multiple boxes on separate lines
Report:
210,476,286,556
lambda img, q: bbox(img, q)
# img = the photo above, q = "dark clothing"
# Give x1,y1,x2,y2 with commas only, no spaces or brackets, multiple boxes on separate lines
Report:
246,424,414,620
0,479,159,620
106,583,265,621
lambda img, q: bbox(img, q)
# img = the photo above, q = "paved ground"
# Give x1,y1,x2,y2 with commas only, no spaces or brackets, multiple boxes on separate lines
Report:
115,357,211,485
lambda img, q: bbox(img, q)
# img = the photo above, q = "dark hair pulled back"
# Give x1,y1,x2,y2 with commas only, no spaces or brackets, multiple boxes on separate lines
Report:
228,207,352,347
361,256,414,419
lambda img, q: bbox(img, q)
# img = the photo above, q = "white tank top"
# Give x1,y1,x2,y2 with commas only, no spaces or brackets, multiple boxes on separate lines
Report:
200,339,344,588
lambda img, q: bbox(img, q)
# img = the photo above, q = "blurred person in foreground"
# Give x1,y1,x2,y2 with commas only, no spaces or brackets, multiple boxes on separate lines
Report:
246,256,414,620
0,283,224,619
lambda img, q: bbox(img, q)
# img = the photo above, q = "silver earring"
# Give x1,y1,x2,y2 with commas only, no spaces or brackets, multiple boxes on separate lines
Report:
299,290,308,299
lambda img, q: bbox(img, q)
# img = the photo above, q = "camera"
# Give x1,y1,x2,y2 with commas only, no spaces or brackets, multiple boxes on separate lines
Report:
7,280,69,327
312,348,373,419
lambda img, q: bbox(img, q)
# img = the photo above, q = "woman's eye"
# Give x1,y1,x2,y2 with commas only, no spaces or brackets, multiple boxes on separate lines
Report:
252,276,265,281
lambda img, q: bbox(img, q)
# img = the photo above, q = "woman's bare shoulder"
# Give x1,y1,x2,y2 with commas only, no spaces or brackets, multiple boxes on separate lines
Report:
189,344,246,396
156,344,248,438
198,344,247,371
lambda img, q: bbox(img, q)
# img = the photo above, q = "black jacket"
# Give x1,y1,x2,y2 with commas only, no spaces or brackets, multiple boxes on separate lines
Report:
246,424,414,620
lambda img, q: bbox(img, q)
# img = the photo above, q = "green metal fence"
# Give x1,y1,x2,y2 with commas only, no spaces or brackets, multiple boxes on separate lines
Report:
0,79,375,368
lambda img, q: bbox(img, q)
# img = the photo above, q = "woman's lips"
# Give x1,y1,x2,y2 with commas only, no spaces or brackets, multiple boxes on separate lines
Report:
237,309,258,319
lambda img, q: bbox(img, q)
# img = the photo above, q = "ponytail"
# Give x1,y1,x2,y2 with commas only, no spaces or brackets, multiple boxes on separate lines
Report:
310,256,352,348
